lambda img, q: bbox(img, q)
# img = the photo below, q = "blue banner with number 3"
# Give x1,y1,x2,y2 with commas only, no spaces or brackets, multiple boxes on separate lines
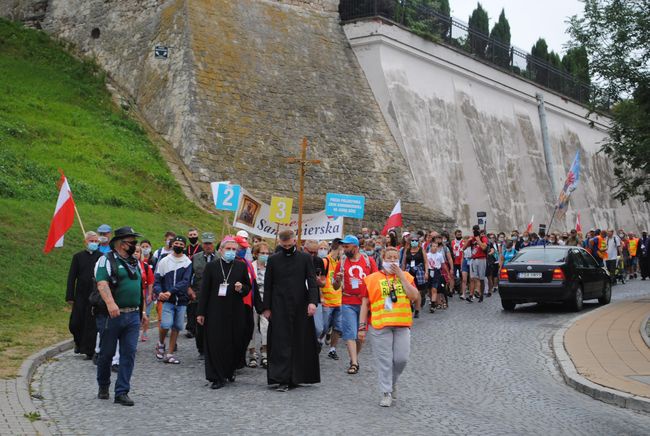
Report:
214,183,241,211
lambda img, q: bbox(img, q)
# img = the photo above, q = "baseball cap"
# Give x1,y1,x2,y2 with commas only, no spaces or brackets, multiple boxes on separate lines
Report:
402,231,410,237
97,224,112,233
202,232,216,243
236,230,249,239
173,235,187,245
340,235,359,246
234,235,250,248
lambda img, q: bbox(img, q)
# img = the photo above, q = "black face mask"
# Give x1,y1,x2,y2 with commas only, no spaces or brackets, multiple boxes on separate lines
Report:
281,245,296,256
473,231,480,237
124,242,136,256
456,236,462,240
173,246,184,254
344,249,355,258
188,237,198,245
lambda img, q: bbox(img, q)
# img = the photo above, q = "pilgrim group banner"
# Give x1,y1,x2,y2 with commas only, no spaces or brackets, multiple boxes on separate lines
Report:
211,182,343,240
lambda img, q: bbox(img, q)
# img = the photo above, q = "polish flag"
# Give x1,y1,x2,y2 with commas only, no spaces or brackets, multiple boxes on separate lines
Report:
43,173,76,253
526,215,534,233
381,200,403,236
576,213,582,232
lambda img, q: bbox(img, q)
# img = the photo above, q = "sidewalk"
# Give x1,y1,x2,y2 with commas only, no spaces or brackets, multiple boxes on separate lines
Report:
562,299,650,411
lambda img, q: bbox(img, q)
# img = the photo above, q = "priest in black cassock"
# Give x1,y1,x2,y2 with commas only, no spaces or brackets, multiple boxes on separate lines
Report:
66,231,103,359
262,229,320,392
197,237,251,390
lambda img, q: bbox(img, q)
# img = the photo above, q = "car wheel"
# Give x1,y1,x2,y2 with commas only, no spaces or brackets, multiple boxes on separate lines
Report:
569,285,584,312
598,281,612,305
501,300,516,312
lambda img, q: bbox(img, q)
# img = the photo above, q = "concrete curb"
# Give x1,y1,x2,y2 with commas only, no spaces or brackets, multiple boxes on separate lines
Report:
552,304,650,414
641,313,650,349
16,338,74,435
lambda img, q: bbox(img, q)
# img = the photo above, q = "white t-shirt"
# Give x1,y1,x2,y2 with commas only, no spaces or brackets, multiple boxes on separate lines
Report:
606,236,620,260
427,251,444,270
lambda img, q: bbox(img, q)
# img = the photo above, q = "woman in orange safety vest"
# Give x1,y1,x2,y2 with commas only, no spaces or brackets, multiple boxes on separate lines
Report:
358,246,418,407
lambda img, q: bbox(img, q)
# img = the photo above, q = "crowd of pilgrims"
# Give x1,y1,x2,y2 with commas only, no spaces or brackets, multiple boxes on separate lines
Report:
66,222,649,406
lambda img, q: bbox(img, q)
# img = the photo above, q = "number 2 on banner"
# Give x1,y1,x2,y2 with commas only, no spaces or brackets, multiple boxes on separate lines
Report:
270,196,293,224
215,184,240,211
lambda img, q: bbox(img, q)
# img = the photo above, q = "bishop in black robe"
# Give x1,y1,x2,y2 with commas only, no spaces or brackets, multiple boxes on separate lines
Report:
198,257,251,387
66,248,102,357
263,245,320,386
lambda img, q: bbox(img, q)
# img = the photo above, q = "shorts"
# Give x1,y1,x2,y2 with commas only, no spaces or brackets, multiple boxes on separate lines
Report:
322,306,342,334
160,302,187,331
461,258,470,273
629,257,638,267
341,304,361,341
470,257,487,280
428,269,442,289
145,300,155,317
488,261,499,278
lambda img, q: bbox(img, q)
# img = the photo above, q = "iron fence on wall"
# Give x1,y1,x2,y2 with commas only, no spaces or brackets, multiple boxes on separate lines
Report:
339,0,591,104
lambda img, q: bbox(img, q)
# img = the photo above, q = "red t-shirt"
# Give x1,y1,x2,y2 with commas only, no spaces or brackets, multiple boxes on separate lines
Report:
471,236,489,259
334,255,378,305
451,239,464,265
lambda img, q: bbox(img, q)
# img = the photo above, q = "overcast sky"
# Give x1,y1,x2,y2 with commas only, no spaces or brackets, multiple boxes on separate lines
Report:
450,0,585,55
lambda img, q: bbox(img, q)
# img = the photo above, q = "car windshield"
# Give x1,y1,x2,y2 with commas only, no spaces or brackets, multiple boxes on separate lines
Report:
511,248,567,264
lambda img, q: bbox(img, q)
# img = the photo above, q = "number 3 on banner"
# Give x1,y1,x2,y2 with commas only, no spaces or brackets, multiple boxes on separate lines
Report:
215,183,240,211
270,196,293,224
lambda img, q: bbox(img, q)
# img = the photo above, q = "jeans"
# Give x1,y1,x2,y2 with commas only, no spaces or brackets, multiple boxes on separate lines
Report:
322,306,342,334
96,311,140,396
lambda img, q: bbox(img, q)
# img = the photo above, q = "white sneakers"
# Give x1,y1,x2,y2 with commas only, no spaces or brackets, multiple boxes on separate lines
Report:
379,392,393,407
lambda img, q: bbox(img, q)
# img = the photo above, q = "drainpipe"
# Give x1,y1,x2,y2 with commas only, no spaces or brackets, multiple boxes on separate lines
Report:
536,92,557,198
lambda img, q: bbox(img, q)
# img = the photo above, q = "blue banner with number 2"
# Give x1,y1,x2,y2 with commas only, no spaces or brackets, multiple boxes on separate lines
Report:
215,183,241,211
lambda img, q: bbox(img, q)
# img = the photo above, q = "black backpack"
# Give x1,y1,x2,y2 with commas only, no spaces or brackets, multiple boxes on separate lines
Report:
89,252,120,315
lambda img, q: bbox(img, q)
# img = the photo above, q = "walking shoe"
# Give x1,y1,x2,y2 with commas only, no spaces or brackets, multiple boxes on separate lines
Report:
379,393,393,407
185,331,194,339
466,297,473,303
261,356,268,368
211,381,225,389
114,394,134,406
429,305,435,313
111,364,119,373
97,386,109,400
327,349,340,360
276,384,290,392
414,310,420,318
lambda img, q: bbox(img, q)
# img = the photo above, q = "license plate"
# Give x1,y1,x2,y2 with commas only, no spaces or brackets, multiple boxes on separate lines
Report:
518,272,542,279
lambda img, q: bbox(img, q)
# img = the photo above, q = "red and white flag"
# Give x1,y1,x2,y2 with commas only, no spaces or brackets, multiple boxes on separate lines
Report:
381,200,403,236
526,215,534,233
575,212,582,232
43,173,76,253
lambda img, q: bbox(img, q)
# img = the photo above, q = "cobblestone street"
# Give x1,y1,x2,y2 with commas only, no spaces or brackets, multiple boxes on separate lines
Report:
33,281,650,435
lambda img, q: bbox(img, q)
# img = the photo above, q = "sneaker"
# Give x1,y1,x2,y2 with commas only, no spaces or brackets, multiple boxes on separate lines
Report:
414,310,420,319
379,393,392,407
327,350,340,360
111,364,119,373
276,384,290,392
466,297,473,303
429,305,435,314
247,357,258,368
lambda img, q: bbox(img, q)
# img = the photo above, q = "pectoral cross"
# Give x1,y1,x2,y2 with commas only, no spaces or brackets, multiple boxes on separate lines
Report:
287,138,321,248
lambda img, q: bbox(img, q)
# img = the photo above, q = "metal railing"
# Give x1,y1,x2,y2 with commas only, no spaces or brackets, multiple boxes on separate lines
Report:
340,0,591,104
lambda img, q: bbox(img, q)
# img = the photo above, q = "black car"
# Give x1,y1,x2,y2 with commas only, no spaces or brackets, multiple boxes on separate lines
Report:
498,246,611,312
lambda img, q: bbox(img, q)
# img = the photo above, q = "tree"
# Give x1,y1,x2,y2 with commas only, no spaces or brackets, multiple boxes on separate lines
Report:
528,38,549,86
487,9,511,68
397,0,450,42
468,2,489,57
562,46,590,100
568,0,650,202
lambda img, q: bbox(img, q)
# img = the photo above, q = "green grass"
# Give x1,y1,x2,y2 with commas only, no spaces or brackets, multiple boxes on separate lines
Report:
0,19,222,376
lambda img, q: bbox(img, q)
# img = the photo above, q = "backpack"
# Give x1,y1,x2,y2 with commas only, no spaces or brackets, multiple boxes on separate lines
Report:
89,252,120,315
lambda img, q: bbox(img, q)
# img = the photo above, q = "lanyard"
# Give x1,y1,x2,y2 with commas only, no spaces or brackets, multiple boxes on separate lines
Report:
188,244,200,257
219,259,234,285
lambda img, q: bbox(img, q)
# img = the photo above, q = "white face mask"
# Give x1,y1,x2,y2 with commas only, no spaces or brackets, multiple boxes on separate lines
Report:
318,249,328,258
98,236,109,244
383,261,398,272
142,247,151,256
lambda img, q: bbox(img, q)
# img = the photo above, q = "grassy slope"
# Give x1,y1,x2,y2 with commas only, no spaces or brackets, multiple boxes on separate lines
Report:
0,19,221,376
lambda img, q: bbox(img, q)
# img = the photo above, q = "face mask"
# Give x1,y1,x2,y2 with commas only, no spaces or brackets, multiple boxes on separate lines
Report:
318,249,328,258
236,248,247,258
87,242,99,252
98,236,108,244
223,250,236,262
189,237,199,245
558,240,566,246
363,234,369,239
375,245,382,251
344,249,355,258
142,247,151,256
166,239,173,247
498,237,505,242
258,254,269,263
511,236,518,240
442,238,448,243
124,242,136,256
456,236,462,240
173,246,184,254
523,237,529,242
473,231,480,237
383,262,398,272
410,241,419,248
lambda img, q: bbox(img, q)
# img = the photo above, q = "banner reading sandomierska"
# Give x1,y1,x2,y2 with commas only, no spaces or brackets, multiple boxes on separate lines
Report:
211,183,343,240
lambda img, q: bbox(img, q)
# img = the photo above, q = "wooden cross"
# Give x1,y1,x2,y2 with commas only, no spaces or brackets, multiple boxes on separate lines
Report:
287,137,321,248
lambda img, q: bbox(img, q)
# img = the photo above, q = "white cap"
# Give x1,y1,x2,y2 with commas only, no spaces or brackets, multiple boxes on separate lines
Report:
402,231,410,237
236,230,249,239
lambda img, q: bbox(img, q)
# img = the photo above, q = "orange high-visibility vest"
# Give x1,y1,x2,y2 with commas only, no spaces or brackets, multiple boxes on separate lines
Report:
363,271,414,329
629,238,639,257
321,256,341,307
597,235,608,260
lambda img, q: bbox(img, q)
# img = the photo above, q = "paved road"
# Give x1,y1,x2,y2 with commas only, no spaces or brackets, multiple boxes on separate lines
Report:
33,281,650,435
